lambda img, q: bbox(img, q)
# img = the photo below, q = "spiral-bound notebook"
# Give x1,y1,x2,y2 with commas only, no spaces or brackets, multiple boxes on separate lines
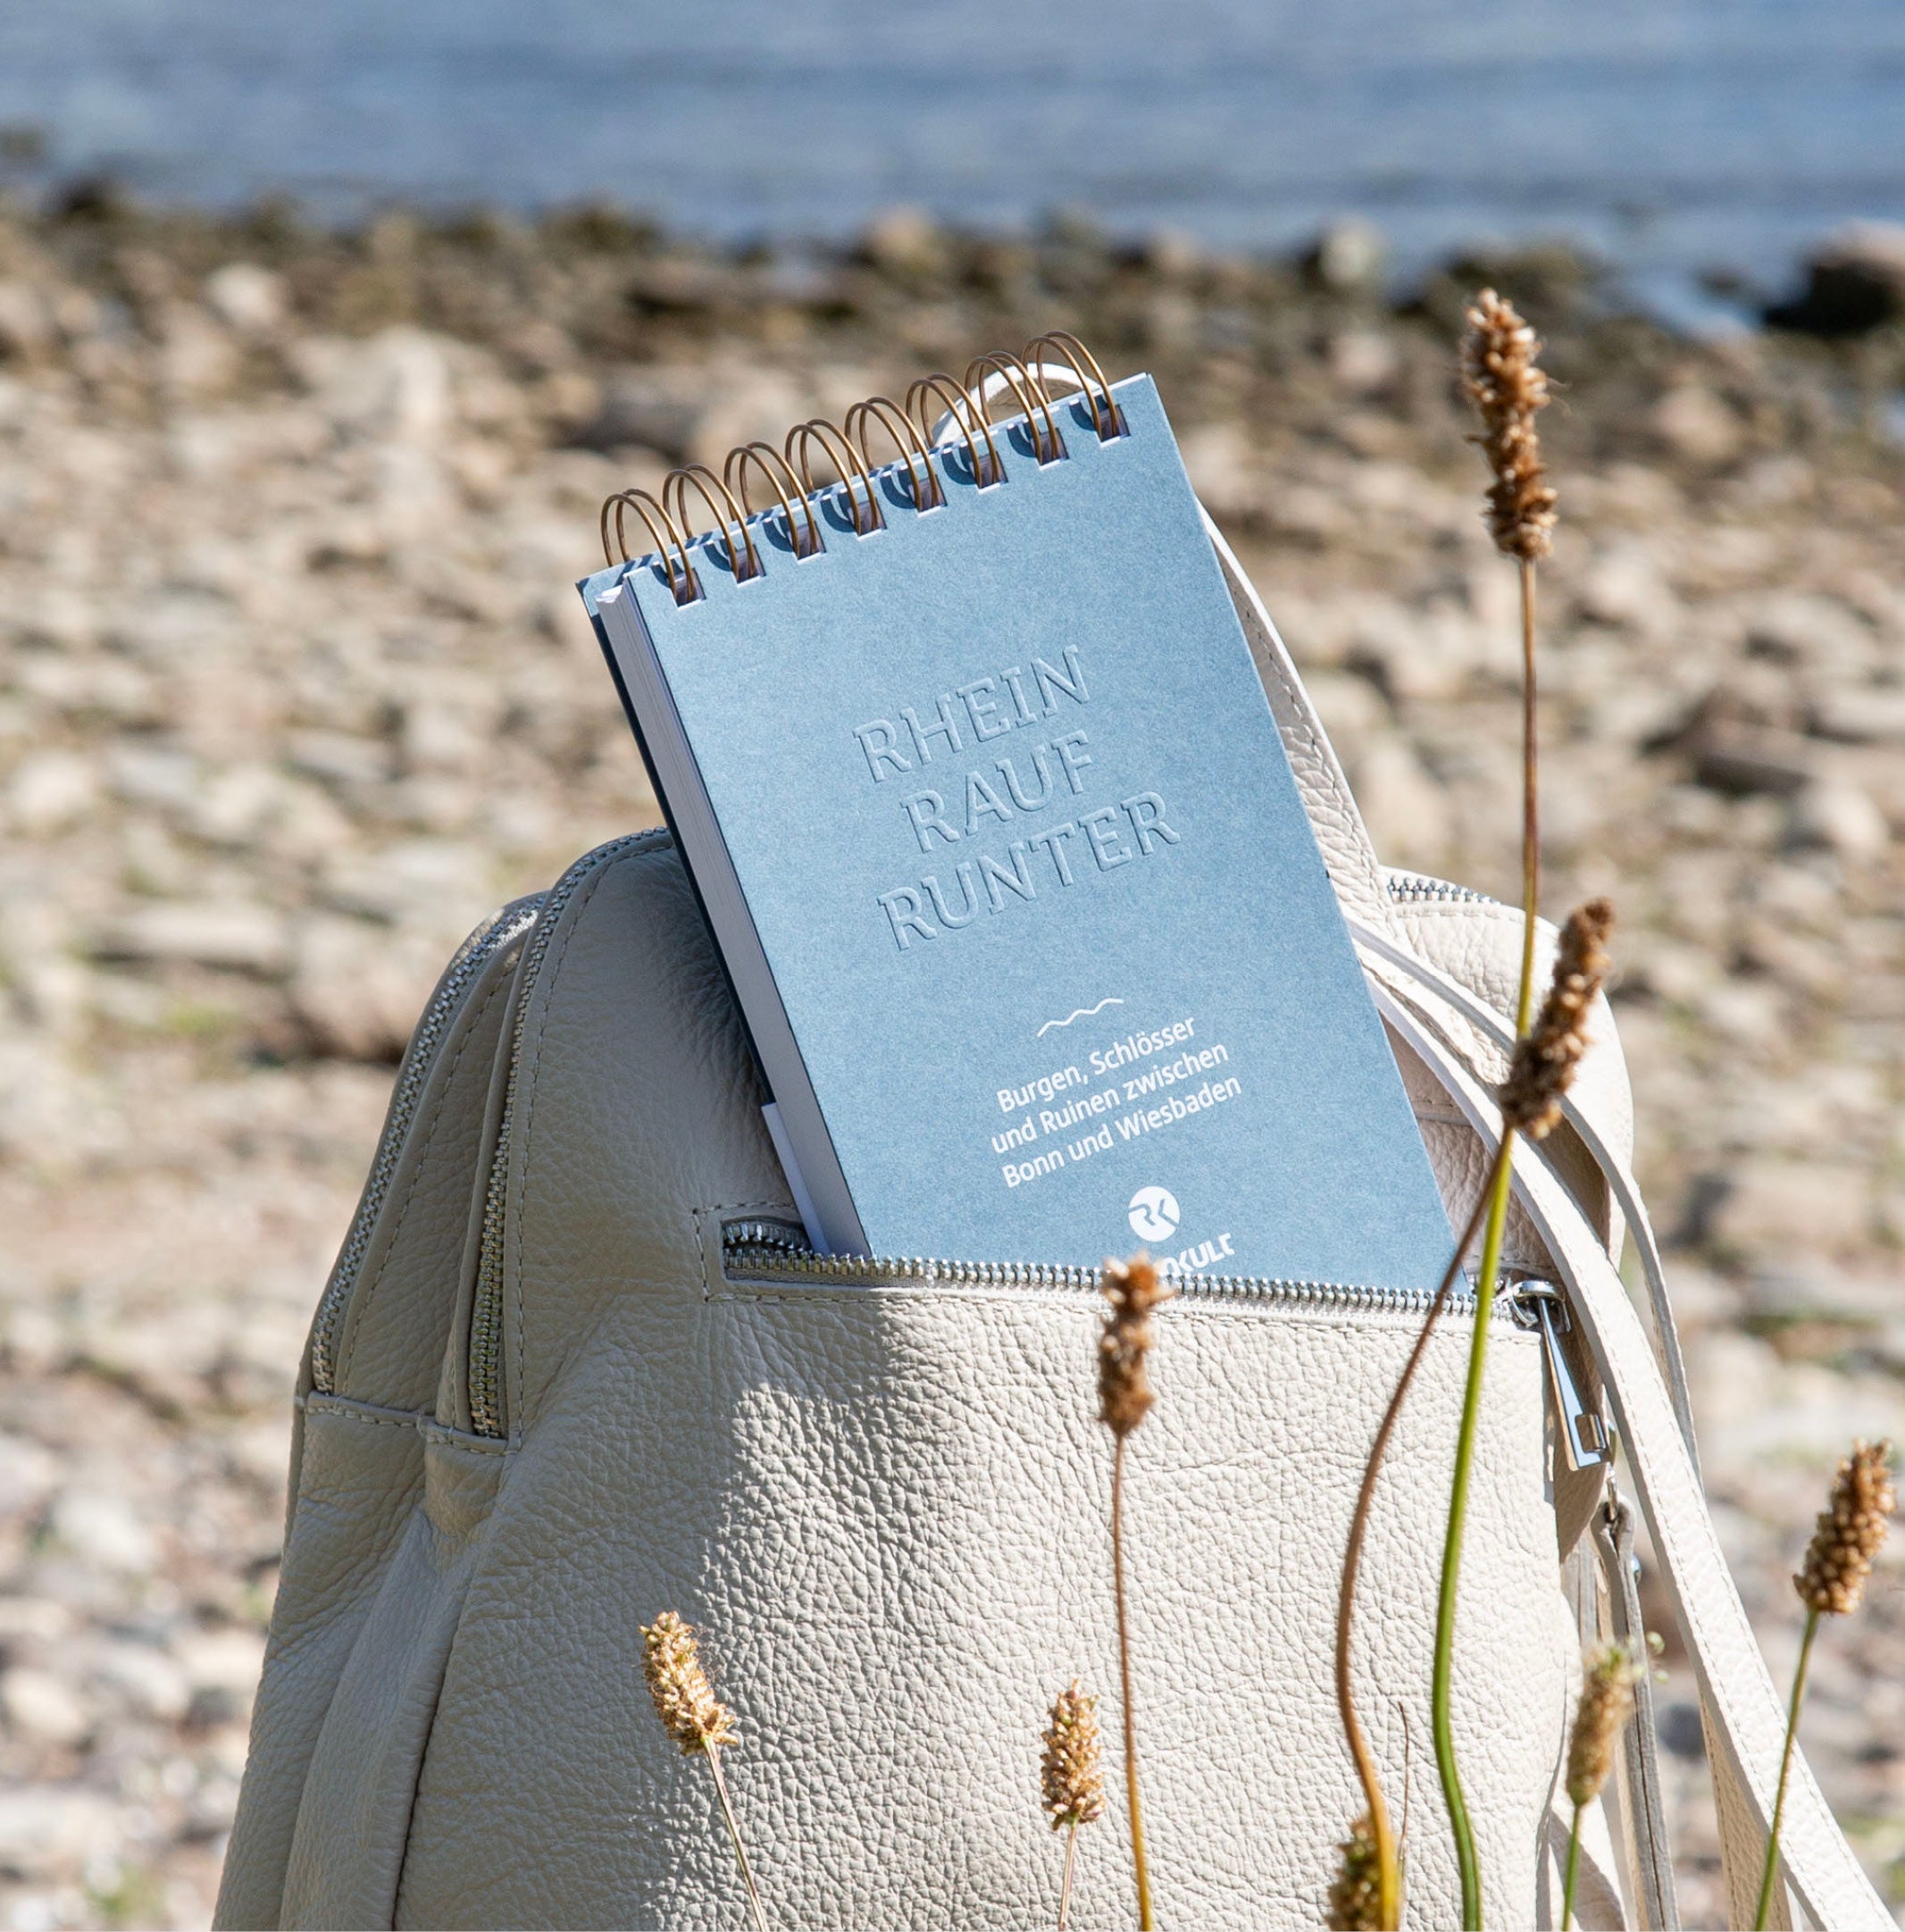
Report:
581,358,1452,1284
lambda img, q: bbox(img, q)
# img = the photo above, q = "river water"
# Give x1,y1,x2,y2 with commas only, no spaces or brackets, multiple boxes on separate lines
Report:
2,0,1901,315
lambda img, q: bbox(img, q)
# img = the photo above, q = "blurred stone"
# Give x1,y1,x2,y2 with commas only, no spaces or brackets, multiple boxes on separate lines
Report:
568,364,704,461
90,902,293,976
6,750,96,832
1746,592,1876,675
1328,328,1401,394
95,1643,191,1723
1345,733,1450,869
1,1666,90,1744
203,263,286,336
1788,778,1889,859
48,1490,157,1575
289,916,432,1063
286,729,393,790
1306,218,1387,293
1576,545,1676,631
1809,687,1905,744
1650,384,1744,465
1177,422,1258,521
1692,734,1815,799
858,205,945,277
1708,1159,1870,1262
1767,222,1905,335
0,280,56,360
175,1628,266,1707
0,1787,121,1881
293,327,454,441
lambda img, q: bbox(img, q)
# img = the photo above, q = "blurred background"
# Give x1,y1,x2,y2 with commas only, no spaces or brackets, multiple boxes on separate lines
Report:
0,3,1902,1925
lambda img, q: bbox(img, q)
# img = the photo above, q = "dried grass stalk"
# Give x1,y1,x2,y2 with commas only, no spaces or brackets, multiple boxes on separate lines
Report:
1460,289,1558,563
1326,1814,1384,1931
1099,1253,1172,1930
639,1611,765,1932
1795,1438,1896,1617
1041,1681,1107,1830
1561,1643,1645,1930
640,1610,737,1753
1500,899,1616,1140
1042,1682,1105,1931
1099,1252,1170,1439
1758,1442,1896,1927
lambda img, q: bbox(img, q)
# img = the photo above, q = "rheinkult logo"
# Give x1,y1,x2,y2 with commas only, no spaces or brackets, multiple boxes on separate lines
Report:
1127,1186,1180,1243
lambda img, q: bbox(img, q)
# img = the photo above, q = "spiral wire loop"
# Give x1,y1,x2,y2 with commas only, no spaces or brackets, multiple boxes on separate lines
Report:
907,372,1005,487
788,418,887,536
1027,330,1124,439
845,396,947,512
601,488,700,604
966,350,1065,463
597,335,1118,594
663,464,765,585
725,440,826,559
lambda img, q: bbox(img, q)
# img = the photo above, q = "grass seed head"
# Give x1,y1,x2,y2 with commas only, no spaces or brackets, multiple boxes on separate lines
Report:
1040,1681,1107,1831
1325,1813,1383,1930
1796,1440,1895,1618
1500,899,1614,1139
1566,1642,1645,1810
1461,287,1558,563
1099,1252,1172,1438
640,1610,738,1754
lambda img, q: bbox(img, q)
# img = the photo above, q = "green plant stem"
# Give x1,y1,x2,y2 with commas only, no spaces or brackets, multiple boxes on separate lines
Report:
1560,1802,1583,1932
1432,554,1543,1930
1431,1137,1516,1928
704,1744,770,1932
1755,1605,1820,1930
1335,1176,1500,1932
1111,1434,1155,1930
1058,1819,1080,1932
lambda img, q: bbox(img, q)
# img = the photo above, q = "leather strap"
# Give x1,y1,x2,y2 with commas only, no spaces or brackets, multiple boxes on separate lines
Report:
1366,976,1890,1928
1593,1489,1680,1930
1350,920,1700,1478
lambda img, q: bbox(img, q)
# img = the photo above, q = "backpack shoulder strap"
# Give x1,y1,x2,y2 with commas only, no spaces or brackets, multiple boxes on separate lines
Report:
1369,969,1891,1929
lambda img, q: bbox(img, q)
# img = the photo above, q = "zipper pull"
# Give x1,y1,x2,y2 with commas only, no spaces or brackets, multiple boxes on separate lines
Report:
1515,1284,1610,1470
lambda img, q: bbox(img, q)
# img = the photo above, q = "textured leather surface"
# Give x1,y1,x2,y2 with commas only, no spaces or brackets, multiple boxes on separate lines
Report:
396,842,1568,1930
323,911,533,1416
218,1403,430,1929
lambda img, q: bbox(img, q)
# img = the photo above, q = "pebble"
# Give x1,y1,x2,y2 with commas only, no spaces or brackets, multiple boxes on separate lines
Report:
47,1492,158,1577
1,1669,90,1747
88,903,294,977
1789,777,1890,858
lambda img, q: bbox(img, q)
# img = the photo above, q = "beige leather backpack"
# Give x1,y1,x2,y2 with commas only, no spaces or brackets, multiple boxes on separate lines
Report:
214,525,1887,1930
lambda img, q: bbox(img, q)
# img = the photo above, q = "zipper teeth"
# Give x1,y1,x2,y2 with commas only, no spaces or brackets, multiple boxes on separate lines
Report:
467,831,671,1437
1384,871,1496,907
309,899,543,1395
719,1239,1491,1318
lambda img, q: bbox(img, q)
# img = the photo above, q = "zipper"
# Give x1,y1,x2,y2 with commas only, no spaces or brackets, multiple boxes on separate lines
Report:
308,897,544,1395
1383,870,1496,907
1512,1283,1611,1469
720,1222,1522,1321
466,832,670,1437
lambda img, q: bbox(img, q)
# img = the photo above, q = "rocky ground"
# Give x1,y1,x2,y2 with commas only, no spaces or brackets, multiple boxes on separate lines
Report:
0,197,1901,1927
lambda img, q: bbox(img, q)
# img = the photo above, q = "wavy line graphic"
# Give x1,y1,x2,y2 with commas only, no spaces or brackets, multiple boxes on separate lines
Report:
1036,997,1124,1038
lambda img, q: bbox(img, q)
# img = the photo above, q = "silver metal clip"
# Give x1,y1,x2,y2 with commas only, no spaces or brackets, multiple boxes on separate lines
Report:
1516,1284,1610,1470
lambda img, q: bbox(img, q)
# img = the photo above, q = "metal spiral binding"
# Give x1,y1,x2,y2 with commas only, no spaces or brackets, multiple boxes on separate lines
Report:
597,331,1124,598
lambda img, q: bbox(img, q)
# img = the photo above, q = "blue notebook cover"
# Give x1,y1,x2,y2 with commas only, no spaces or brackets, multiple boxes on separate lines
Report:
584,374,1453,1286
